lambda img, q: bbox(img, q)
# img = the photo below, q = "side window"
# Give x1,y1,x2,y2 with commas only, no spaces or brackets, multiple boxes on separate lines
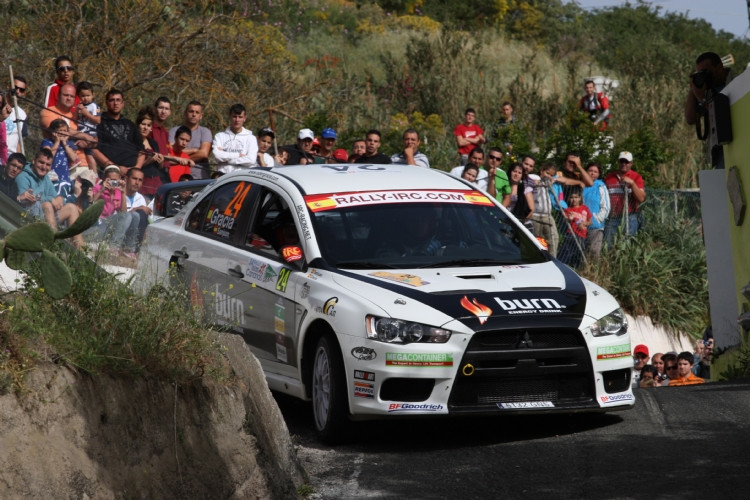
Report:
187,181,252,242
245,188,301,260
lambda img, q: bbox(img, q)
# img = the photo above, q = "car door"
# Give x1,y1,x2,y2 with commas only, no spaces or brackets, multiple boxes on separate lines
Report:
177,178,304,376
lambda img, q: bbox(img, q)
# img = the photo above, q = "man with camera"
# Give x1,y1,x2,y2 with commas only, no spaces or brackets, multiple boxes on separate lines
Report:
684,52,729,126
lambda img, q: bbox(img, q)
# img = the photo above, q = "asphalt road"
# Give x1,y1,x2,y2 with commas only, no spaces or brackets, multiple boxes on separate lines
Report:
277,379,750,499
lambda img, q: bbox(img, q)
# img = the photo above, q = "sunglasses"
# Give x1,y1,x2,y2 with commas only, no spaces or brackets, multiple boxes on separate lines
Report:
14,86,26,94
488,155,503,161
666,365,678,370
618,159,631,163
57,65,75,72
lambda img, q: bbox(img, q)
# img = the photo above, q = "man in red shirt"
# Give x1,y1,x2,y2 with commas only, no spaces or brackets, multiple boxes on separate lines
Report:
149,96,172,156
453,108,485,166
604,151,646,244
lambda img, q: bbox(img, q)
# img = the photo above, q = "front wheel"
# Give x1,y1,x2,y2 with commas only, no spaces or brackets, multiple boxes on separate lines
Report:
312,335,349,443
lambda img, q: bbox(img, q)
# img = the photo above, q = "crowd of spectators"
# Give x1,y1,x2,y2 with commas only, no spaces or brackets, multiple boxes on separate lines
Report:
1,57,643,268
631,335,712,388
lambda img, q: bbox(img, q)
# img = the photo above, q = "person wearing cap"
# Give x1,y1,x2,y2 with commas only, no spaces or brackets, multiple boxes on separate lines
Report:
317,128,338,163
212,103,258,174
668,351,705,386
256,127,281,167
604,151,646,245
632,344,650,389
332,149,349,163
283,128,316,165
390,128,430,168
355,129,391,164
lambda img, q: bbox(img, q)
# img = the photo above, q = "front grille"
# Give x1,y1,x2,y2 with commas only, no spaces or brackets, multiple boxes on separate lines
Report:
449,328,596,412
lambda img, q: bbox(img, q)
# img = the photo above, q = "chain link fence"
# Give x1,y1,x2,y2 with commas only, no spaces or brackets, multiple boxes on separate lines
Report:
548,187,702,267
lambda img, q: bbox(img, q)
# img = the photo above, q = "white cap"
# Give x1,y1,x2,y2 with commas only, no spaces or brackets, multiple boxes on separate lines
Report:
298,128,315,140
618,151,633,162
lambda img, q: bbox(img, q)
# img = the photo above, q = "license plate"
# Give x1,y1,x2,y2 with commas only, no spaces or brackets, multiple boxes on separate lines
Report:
497,401,555,409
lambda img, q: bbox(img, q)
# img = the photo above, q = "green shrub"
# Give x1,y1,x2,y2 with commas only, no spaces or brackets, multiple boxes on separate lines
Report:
1,248,226,384
580,214,708,338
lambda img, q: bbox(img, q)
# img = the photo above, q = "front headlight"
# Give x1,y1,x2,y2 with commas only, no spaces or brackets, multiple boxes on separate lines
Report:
589,308,628,337
365,315,451,344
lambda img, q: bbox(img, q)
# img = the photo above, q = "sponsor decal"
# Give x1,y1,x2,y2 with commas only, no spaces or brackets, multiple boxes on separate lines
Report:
274,298,287,362
596,344,631,360
247,259,276,283
499,265,531,270
306,269,323,280
282,245,303,263
388,403,443,413
203,208,236,238
274,299,285,335
250,171,279,182
460,296,492,325
322,165,388,173
276,267,291,293
497,401,555,409
213,284,245,326
354,382,375,399
295,204,312,240
351,347,377,361
304,189,494,212
263,265,278,282
354,370,376,381
315,297,338,316
370,271,430,287
600,393,634,404
300,282,310,299
385,352,453,367
493,297,565,315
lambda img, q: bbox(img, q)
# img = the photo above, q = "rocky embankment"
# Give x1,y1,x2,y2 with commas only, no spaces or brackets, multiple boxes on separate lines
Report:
0,332,307,499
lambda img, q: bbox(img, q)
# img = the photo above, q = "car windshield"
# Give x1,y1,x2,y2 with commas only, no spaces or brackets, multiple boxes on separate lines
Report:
308,195,548,269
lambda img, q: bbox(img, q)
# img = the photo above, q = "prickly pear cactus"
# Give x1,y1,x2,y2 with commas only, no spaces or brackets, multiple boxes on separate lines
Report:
1,200,104,298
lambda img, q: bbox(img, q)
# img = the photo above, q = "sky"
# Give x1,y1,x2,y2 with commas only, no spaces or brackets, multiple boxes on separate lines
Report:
563,0,750,39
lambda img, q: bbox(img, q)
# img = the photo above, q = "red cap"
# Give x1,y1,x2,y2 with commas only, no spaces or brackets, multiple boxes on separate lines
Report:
333,148,348,162
634,344,649,357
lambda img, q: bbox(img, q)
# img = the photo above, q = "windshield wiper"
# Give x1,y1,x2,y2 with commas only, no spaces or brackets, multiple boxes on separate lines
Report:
419,259,515,269
335,261,398,269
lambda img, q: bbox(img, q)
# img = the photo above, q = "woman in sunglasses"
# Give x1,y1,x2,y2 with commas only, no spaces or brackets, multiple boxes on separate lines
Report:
44,55,80,108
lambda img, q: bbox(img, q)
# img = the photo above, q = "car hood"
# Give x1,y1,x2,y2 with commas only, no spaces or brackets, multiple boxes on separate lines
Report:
330,260,588,331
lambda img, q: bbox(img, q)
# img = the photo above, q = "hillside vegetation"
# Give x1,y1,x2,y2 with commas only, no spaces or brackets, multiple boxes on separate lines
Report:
3,0,748,186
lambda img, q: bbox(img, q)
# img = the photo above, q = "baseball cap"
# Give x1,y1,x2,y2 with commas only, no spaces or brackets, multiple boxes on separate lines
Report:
321,127,337,139
634,344,649,357
298,128,314,140
333,148,348,161
258,127,275,139
618,151,633,162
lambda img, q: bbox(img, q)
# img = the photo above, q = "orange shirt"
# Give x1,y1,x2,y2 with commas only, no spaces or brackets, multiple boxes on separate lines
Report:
668,372,705,386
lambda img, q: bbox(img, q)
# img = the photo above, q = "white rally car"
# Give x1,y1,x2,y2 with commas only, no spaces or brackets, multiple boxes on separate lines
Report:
136,164,634,441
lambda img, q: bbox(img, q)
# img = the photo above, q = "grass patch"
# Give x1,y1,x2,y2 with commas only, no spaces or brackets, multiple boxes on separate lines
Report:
579,214,708,339
0,244,230,389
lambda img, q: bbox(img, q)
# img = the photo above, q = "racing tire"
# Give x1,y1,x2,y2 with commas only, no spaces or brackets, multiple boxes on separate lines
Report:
312,335,349,443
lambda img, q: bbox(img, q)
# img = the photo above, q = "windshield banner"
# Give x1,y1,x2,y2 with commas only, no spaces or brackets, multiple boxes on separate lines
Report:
304,189,494,212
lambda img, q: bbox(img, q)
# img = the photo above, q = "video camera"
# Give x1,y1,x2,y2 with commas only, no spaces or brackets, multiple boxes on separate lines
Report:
695,54,734,167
